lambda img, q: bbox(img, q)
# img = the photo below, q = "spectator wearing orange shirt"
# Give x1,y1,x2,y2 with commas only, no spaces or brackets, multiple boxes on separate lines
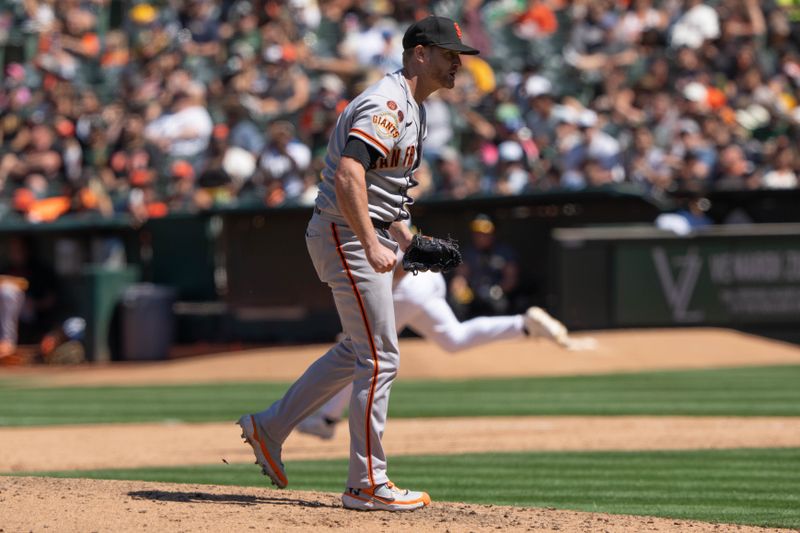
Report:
35,7,101,86
515,0,559,38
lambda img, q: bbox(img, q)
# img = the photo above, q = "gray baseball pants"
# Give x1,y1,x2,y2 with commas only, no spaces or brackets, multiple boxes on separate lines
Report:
0,283,24,345
253,212,400,489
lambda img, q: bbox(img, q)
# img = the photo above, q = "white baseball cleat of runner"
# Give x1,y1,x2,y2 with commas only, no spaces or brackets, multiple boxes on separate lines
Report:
562,335,598,351
297,413,337,440
342,481,431,511
524,306,568,346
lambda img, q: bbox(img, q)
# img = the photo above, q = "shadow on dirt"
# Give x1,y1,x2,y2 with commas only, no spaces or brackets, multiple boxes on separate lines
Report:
128,490,336,509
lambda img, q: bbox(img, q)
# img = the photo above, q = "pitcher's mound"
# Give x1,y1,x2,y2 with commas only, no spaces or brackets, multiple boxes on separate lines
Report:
0,476,787,533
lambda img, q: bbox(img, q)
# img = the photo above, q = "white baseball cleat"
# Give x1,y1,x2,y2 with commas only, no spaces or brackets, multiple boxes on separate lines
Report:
524,306,568,346
237,414,288,488
342,481,431,511
297,413,337,440
562,336,598,351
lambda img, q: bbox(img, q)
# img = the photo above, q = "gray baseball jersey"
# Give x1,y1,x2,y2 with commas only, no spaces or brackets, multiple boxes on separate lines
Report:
251,70,425,491
315,70,426,224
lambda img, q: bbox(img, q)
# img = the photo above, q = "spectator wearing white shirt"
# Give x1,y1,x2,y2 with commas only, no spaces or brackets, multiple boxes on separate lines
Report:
670,0,721,49
522,74,557,149
144,81,213,167
616,0,668,44
561,109,624,186
258,121,311,201
762,146,799,189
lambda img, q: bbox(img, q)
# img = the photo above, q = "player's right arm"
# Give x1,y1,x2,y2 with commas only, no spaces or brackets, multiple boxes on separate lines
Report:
388,221,413,251
334,156,397,273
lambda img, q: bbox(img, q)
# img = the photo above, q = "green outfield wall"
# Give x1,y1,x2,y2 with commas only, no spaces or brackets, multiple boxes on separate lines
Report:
2,186,799,351
553,224,800,336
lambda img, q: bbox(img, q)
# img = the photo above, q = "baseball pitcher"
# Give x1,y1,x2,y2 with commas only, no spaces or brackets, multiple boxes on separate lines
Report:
238,16,479,512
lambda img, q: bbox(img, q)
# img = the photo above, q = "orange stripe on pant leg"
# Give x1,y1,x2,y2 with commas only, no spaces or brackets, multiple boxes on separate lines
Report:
331,223,380,488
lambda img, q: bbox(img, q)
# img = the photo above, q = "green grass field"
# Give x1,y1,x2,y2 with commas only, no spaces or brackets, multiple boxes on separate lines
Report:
4,365,799,528
17,448,800,529
2,365,800,426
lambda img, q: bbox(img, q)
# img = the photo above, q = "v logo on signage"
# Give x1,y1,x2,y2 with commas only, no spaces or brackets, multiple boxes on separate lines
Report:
651,246,705,323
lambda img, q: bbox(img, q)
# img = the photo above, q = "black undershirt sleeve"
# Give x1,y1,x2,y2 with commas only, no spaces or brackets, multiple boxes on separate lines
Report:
342,137,383,171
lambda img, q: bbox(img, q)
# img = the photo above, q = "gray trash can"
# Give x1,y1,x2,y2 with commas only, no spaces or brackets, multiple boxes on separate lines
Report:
119,283,176,361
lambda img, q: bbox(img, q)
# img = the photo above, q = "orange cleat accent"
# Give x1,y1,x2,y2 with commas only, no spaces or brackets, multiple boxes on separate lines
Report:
236,415,288,488
342,481,430,511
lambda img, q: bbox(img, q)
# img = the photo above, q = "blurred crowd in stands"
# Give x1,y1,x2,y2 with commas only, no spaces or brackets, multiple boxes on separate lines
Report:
1,0,800,224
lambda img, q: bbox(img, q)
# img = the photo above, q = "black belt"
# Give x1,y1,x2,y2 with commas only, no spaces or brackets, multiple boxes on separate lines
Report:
372,218,391,230
314,206,392,231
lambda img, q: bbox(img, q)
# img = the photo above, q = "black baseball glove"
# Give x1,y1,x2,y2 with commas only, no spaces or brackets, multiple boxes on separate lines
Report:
402,234,462,275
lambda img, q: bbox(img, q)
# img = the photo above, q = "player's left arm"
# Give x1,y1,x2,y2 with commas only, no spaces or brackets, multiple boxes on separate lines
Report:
388,221,413,251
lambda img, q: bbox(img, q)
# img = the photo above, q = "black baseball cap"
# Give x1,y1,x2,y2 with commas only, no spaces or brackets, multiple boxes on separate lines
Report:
402,16,479,55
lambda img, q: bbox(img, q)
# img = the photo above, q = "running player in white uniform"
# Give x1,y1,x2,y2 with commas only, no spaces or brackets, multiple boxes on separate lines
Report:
297,263,595,439
237,16,480,512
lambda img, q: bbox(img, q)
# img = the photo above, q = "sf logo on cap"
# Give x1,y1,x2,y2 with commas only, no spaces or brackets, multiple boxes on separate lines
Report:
453,22,462,39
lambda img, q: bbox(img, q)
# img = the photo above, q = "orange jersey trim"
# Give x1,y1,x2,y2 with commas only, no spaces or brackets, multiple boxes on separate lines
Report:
349,128,390,157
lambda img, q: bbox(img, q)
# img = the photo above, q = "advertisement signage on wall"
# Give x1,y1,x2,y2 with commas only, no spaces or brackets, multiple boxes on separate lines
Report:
615,242,800,325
